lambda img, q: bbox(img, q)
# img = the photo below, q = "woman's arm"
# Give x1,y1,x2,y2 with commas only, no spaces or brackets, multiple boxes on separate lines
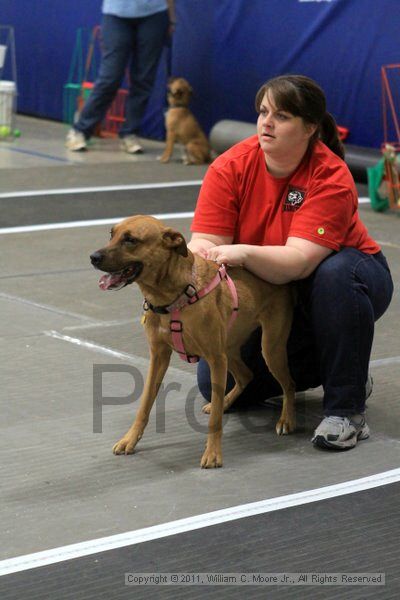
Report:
206,236,333,284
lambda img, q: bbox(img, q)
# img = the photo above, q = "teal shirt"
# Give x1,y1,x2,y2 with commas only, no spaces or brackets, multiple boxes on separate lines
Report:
102,0,168,18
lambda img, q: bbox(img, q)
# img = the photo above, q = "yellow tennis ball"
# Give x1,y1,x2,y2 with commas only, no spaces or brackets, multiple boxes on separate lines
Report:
0,125,11,137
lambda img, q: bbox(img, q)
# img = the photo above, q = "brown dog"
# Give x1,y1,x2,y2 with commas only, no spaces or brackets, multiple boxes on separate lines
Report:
90,215,296,468
159,77,211,165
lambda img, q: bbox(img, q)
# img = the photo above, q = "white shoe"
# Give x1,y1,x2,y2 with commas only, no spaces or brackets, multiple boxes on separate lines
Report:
311,414,370,450
120,135,143,154
65,129,87,151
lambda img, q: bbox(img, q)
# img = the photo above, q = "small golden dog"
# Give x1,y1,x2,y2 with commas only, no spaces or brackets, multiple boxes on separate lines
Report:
160,77,211,165
90,215,296,468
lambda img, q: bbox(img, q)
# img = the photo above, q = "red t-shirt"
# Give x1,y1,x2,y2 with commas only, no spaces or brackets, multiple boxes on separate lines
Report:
191,135,380,254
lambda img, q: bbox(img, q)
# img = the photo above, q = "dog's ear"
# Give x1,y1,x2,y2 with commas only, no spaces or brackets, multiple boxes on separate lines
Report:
168,77,177,85
162,228,188,257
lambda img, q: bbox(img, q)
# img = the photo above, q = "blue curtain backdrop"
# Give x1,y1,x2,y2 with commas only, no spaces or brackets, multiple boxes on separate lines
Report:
1,0,399,147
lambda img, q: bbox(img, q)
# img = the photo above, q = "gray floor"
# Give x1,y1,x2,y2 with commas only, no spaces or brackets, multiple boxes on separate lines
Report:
0,116,400,589
1,483,398,599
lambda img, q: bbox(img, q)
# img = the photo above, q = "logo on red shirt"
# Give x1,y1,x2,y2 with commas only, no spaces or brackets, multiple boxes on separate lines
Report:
283,186,306,212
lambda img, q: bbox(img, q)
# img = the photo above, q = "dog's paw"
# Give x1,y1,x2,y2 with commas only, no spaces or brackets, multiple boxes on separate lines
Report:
202,401,232,414
275,418,296,436
200,447,223,468
112,435,139,455
158,154,170,163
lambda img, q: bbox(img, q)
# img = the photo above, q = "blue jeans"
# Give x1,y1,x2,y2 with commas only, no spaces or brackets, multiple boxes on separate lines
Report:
74,11,169,139
197,249,393,417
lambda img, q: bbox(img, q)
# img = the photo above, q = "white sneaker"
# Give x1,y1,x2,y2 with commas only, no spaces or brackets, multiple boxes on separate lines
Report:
311,414,370,450
65,129,87,151
120,135,143,154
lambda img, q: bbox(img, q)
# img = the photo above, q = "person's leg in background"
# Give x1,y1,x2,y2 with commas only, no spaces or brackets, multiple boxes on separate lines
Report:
120,9,169,152
310,249,393,450
66,15,132,150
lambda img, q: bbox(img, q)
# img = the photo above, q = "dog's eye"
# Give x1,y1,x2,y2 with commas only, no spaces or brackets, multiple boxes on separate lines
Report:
124,235,139,245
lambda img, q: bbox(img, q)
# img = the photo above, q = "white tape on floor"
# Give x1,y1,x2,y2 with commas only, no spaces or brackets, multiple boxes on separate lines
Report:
0,197,371,235
0,180,203,199
0,212,195,235
45,329,400,373
1,467,400,576
44,330,197,385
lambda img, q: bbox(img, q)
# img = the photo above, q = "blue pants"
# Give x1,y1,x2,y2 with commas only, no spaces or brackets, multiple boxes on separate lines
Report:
197,249,393,417
75,11,169,139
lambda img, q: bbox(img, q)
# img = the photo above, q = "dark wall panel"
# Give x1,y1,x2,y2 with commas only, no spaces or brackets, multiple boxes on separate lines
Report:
1,0,399,147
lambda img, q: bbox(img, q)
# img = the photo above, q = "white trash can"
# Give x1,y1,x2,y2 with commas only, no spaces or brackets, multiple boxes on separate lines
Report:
0,45,7,69
0,80,16,129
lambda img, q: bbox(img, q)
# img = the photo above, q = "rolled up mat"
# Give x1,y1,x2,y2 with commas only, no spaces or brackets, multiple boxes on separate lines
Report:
209,120,255,154
209,119,381,183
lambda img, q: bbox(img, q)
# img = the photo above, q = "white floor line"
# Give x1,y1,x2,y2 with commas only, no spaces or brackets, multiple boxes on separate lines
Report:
44,330,142,363
0,211,195,235
0,197,373,236
376,240,400,250
44,330,196,383
46,328,400,372
371,356,400,367
1,467,400,576
0,180,203,199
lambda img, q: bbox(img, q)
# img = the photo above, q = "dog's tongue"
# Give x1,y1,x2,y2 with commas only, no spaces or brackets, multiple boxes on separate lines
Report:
99,273,126,291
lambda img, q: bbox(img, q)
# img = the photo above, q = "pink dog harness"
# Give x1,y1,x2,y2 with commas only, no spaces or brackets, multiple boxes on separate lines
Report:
143,264,239,363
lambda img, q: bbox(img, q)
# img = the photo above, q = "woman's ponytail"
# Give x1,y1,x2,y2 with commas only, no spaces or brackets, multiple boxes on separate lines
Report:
319,112,345,159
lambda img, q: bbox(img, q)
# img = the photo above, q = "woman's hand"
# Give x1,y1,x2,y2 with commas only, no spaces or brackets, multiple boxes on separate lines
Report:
188,233,233,259
187,238,214,259
206,244,249,266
